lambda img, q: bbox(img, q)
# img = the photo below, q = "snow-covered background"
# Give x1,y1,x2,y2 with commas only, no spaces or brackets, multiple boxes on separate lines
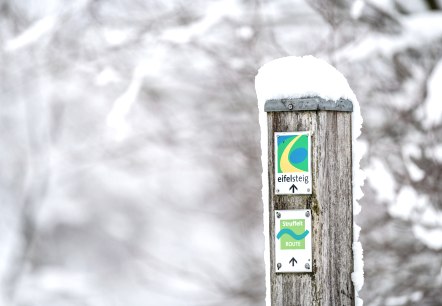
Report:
1,0,441,305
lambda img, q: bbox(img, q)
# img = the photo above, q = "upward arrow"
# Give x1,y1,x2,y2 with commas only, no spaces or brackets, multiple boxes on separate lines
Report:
289,257,297,266
289,184,298,193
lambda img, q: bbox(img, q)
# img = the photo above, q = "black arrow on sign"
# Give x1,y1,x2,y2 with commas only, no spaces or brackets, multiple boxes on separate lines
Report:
289,184,298,193
289,257,297,266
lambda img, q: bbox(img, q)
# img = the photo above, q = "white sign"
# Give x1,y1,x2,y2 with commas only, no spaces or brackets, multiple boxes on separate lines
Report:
274,132,312,195
274,209,312,273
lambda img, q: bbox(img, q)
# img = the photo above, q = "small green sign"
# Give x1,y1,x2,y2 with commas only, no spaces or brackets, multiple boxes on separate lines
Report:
279,219,306,250
275,210,312,273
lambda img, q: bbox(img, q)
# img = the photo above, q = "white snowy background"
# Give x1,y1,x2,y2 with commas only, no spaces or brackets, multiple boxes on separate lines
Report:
1,0,441,305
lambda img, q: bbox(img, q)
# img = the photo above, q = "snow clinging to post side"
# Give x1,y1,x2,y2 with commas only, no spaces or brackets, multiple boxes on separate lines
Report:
423,58,442,127
255,55,365,306
106,64,146,141
4,16,57,52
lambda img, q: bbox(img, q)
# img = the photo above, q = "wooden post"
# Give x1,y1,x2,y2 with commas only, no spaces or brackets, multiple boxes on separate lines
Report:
266,97,354,305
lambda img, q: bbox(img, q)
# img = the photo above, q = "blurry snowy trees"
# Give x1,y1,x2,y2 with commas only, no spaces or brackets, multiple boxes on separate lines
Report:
1,0,441,305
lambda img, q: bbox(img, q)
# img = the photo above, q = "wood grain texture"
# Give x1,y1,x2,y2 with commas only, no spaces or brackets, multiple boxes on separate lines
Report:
268,111,354,306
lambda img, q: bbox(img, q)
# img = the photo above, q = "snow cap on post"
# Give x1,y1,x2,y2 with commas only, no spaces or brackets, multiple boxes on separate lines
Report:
255,54,364,211
256,55,356,112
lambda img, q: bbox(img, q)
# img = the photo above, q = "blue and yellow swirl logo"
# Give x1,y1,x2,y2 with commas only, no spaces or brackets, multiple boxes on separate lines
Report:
277,134,309,173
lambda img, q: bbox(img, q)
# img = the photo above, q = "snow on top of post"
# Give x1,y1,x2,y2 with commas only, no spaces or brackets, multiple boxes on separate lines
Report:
423,58,442,127
255,55,358,105
255,55,364,306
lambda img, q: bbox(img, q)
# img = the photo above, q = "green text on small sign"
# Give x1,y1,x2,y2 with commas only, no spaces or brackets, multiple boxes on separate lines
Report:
280,219,306,250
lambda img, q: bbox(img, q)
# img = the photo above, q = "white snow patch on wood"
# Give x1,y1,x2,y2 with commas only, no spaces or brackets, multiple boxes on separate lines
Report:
106,64,145,141
5,16,57,52
423,59,442,127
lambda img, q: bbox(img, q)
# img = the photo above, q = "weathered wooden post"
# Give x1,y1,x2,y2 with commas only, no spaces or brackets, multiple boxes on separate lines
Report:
256,56,364,306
